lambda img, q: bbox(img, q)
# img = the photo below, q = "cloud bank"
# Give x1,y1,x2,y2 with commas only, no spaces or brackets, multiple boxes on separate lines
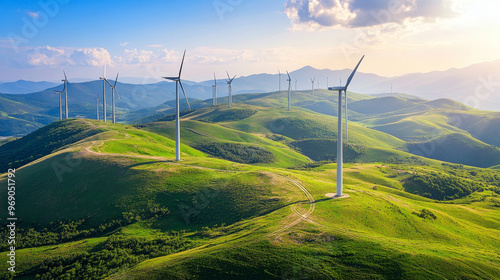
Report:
284,0,459,30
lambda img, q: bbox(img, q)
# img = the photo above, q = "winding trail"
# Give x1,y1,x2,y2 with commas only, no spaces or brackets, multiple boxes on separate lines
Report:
81,125,319,236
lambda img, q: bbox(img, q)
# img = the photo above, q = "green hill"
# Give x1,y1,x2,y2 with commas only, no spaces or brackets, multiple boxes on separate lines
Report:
407,133,500,168
348,96,420,114
1,88,500,280
0,119,103,170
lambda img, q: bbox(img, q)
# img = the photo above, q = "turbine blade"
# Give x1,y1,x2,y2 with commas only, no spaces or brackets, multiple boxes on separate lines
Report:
114,73,119,87
231,75,236,82
286,71,290,80
179,80,191,110
63,71,67,81
162,77,178,80
179,50,186,77
105,79,113,87
345,55,365,89
115,88,122,101
226,71,230,80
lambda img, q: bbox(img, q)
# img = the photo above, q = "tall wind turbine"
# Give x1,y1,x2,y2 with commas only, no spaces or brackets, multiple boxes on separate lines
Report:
212,73,217,105
62,72,68,119
295,78,298,91
310,77,315,95
286,71,292,111
328,55,364,197
162,50,191,161
53,88,64,120
99,63,108,122
226,71,236,108
278,69,281,92
105,73,120,124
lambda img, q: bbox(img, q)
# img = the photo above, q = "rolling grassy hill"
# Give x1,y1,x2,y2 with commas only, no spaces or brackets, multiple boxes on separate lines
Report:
0,89,500,279
1,119,499,279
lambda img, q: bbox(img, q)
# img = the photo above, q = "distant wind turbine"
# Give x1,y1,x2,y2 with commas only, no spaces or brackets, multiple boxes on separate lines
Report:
99,63,108,122
105,73,121,124
213,73,217,106
327,77,329,89
53,87,64,120
328,55,365,197
286,71,292,111
62,72,68,119
96,95,99,120
278,69,281,92
310,77,315,95
162,50,191,161
226,71,236,108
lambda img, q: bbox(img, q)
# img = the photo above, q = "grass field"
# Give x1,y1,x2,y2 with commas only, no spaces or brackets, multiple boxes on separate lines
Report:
0,94,499,279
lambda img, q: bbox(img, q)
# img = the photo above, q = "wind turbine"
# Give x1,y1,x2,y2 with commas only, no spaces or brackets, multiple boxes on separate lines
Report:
99,63,108,122
226,71,236,108
278,69,281,92
295,78,298,91
96,95,100,120
212,73,217,105
62,72,68,119
53,87,64,120
105,73,120,124
286,71,292,111
162,50,191,161
310,77,315,95
327,55,364,197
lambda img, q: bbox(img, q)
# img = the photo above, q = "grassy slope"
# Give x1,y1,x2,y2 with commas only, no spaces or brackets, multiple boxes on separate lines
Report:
104,163,500,280
407,133,500,168
139,119,311,168
0,98,499,279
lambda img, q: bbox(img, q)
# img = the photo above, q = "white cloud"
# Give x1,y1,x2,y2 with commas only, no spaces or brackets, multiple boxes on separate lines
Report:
12,46,112,67
69,48,111,67
284,0,460,31
26,11,41,19
120,42,130,47
148,44,163,48
24,45,66,66
114,48,179,64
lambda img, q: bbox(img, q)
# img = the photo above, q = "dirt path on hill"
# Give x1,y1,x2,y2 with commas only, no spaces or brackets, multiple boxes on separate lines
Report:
81,127,319,235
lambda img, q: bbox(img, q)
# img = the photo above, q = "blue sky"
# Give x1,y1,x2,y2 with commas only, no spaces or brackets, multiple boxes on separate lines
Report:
1,0,499,82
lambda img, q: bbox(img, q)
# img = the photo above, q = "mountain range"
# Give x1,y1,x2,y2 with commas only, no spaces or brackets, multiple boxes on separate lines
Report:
1,59,499,137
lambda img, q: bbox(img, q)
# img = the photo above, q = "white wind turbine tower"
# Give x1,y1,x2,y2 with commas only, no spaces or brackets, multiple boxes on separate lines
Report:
278,69,281,92
105,73,121,124
310,77,315,95
62,72,69,119
53,87,64,120
327,55,364,197
99,63,108,122
286,71,292,111
212,73,217,105
226,71,236,108
96,95,100,120
162,50,191,161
